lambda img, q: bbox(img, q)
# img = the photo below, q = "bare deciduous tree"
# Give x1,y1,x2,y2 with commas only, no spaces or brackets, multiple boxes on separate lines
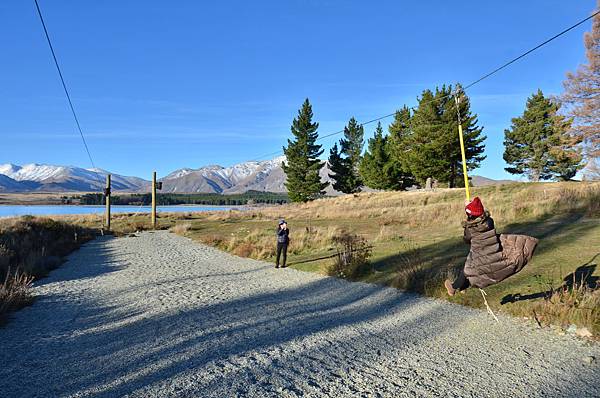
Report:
562,4,600,161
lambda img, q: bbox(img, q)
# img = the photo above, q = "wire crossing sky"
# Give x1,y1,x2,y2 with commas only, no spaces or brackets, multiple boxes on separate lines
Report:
32,0,103,186
252,7,600,162
0,1,595,180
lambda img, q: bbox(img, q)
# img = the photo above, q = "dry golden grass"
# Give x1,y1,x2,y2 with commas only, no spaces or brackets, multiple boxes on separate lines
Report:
169,222,192,235
0,216,98,325
0,269,34,324
531,284,600,334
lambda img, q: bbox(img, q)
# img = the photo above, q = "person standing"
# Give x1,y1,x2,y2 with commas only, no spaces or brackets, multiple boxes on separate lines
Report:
276,219,289,269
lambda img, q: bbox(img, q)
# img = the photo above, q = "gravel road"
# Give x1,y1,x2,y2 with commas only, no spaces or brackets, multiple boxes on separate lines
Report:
0,231,598,398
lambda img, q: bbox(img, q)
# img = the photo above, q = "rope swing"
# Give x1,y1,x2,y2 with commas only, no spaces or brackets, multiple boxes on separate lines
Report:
453,88,500,324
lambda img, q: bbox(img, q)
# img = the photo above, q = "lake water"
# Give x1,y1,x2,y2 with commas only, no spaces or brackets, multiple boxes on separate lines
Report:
0,205,234,218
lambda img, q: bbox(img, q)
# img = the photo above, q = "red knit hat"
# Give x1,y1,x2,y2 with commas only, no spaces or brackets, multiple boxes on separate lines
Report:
465,197,484,217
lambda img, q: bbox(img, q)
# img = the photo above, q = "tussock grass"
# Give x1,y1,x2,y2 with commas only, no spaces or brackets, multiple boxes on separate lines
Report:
170,222,192,235
0,269,34,325
0,216,97,324
531,282,600,334
0,216,96,279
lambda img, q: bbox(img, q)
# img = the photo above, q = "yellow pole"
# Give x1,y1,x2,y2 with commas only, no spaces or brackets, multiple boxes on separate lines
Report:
151,171,157,229
457,123,471,201
454,92,471,201
105,174,111,231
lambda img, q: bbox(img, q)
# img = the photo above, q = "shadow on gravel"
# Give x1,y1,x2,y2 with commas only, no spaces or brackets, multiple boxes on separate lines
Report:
1,271,468,397
33,236,126,287
1,234,596,398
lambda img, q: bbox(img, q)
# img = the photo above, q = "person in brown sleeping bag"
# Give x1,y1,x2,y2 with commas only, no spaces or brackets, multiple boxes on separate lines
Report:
444,196,539,295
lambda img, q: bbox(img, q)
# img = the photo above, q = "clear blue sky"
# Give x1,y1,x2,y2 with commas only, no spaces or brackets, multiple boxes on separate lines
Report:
0,0,594,179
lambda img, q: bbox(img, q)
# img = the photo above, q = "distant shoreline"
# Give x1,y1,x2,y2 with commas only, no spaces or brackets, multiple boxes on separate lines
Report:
0,191,289,206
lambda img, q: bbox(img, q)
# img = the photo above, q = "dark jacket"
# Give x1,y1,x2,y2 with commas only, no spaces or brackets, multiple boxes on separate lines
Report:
277,227,289,244
463,211,538,288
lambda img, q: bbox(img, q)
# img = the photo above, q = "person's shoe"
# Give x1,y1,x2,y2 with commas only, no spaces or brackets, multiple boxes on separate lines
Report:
275,265,280,269
444,279,456,296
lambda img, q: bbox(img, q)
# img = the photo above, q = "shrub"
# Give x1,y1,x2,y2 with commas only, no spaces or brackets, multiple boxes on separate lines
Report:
233,242,256,258
529,271,600,335
392,238,428,290
0,269,34,325
0,216,97,325
0,216,96,280
327,232,372,279
170,222,192,235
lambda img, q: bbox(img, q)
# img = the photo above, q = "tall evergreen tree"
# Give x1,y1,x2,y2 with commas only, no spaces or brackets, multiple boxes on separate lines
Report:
441,85,487,187
404,89,445,185
359,122,392,190
282,99,328,202
386,106,416,190
403,85,486,187
503,90,582,181
328,142,346,191
328,117,364,193
562,3,600,163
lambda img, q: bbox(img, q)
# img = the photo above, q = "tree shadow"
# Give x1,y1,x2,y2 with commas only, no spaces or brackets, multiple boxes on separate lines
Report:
33,236,126,287
0,270,454,397
500,253,599,305
369,211,598,294
2,232,598,397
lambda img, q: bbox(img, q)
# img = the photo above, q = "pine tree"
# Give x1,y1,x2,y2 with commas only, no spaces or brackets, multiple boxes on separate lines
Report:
503,90,582,181
386,106,416,190
328,117,364,193
562,3,600,162
282,99,328,202
441,85,486,188
328,143,347,192
403,85,485,187
359,122,391,189
404,89,445,185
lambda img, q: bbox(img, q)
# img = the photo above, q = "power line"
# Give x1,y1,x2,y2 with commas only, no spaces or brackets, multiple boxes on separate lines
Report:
252,9,600,161
33,0,101,181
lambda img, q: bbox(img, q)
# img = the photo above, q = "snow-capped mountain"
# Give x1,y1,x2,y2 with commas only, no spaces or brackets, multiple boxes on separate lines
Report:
0,163,149,192
0,157,340,194
160,156,289,193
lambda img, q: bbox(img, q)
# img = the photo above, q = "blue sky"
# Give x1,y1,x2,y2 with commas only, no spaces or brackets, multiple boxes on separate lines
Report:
0,1,594,180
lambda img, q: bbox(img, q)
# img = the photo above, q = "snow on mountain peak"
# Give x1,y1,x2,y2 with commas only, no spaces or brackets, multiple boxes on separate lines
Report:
0,163,66,181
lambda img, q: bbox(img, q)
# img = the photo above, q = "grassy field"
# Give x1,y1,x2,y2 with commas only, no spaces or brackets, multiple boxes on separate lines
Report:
7,181,600,335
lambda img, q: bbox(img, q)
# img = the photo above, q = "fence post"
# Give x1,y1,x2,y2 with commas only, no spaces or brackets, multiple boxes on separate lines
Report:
151,171,157,229
104,174,111,231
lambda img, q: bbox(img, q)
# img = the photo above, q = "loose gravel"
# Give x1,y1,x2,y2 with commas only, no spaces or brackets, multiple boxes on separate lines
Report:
0,231,598,398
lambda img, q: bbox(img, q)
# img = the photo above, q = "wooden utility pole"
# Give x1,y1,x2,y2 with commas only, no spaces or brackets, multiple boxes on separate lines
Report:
151,171,157,229
105,174,111,231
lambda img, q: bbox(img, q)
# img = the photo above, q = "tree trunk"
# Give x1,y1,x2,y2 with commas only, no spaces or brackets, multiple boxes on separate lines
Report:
449,163,456,188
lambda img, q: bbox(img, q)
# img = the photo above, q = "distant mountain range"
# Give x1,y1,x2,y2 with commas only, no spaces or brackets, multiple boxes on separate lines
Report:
0,159,514,194
0,164,148,193
160,156,289,194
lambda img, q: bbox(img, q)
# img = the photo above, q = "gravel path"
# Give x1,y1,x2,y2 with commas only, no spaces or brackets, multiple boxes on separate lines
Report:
0,231,598,398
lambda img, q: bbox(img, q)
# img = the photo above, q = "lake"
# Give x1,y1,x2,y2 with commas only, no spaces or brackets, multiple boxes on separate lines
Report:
0,205,235,218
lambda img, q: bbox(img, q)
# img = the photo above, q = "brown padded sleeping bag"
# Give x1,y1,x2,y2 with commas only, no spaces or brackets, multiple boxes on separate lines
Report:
462,212,538,288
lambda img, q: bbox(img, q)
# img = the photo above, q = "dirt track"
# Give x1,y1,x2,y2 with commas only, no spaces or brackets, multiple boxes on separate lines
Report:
0,231,598,397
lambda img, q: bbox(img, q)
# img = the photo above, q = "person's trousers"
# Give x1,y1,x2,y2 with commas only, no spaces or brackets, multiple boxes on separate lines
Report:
276,243,288,267
452,268,471,291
